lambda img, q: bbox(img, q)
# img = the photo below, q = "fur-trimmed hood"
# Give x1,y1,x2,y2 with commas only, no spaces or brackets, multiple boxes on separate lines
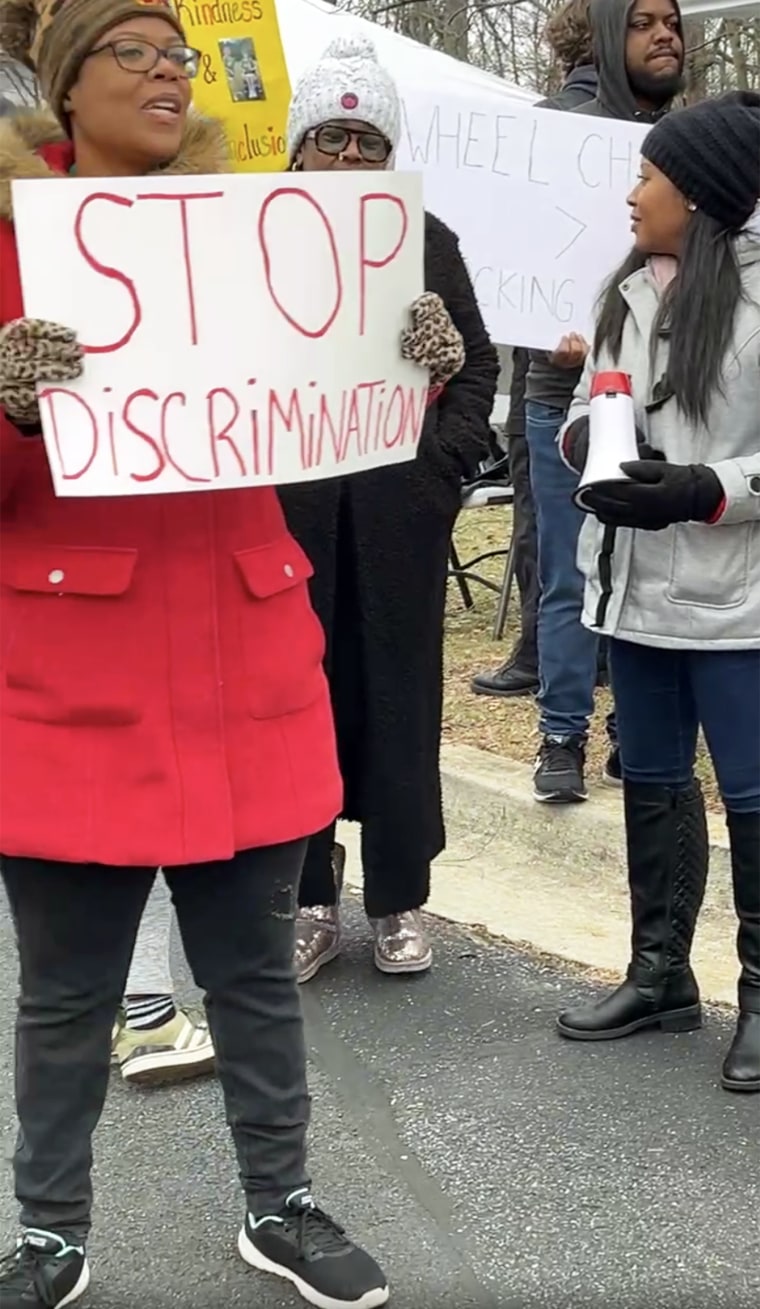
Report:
0,107,230,222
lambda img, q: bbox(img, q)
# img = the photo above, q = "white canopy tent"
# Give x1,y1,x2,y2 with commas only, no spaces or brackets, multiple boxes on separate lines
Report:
3,0,756,108
279,0,759,92
1,0,537,110
276,0,536,103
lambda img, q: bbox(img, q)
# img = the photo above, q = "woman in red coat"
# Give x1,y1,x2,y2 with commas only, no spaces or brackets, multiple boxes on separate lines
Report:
0,1,459,1305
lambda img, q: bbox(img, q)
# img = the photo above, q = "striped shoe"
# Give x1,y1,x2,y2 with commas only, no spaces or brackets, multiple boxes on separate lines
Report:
112,1009,216,1087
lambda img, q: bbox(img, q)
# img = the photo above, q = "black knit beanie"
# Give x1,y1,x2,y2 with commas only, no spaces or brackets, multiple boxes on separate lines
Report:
642,91,760,232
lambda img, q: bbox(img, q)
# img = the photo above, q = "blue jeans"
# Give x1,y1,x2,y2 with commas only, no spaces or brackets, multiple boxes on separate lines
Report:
610,639,760,813
526,401,615,741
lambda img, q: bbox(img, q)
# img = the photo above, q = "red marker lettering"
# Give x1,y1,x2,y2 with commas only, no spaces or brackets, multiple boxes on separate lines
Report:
160,391,211,483
268,387,305,477
341,388,363,460
39,387,99,480
402,384,428,446
138,192,224,346
382,385,406,449
74,193,141,354
207,387,246,478
122,389,166,482
316,392,345,468
358,194,409,335
259,188,342,338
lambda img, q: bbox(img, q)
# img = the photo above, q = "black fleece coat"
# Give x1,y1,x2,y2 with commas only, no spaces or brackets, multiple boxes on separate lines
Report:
280,212,499,890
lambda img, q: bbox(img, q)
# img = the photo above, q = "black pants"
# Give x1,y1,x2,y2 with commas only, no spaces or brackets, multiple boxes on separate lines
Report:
298,821,429,918
507,433,539,674
1,841,309,1242
610,640,760,810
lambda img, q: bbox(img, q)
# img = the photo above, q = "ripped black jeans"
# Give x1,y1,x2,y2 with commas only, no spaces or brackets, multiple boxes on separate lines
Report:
1,841,309,1241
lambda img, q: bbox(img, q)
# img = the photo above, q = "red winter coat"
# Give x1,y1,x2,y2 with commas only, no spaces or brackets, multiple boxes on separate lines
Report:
0,112,342,867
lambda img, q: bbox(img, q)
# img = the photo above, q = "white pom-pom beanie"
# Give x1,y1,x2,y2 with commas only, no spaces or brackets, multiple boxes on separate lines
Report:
286,35,401,163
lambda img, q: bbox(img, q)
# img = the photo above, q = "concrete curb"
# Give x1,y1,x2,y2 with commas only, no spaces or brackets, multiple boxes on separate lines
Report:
341,743,738,1008
440,742,731,898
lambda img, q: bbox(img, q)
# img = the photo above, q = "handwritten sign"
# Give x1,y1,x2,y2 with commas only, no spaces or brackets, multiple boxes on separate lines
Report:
12,172,426,498
174,0,292,171
397,88,648,350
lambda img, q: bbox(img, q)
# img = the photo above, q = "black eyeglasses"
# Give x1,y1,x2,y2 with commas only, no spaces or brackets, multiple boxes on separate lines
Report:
87,38,201,78
306,124,392,164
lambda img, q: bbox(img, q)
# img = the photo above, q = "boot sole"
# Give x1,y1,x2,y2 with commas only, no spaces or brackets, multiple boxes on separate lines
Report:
296,940,341,985
557,1003,702,1041
374,948,433,975
720,1074,760,1094
471,683,539,699
534,789,588,805
120,1048,217,1087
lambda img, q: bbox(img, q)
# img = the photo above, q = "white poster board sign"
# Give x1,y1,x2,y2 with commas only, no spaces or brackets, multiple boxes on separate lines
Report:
397,89,648,350
12,172,426,497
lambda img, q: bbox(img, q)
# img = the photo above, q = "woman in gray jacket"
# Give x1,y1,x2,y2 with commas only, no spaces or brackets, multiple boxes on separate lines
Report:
555,93,760,1093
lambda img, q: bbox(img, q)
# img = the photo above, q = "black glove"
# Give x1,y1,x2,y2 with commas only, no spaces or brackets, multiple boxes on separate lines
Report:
581,460,724,531
562,417,659,474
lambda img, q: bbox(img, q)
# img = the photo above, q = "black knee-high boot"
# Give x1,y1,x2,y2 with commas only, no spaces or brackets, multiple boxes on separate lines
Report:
558,779,708,1040
721,810,760,1093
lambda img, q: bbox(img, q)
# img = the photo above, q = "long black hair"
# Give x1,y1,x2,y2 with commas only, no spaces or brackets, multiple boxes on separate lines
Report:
593,211,747,427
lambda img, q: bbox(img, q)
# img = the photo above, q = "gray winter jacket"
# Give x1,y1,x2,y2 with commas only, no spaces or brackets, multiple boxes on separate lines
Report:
562,239,760,650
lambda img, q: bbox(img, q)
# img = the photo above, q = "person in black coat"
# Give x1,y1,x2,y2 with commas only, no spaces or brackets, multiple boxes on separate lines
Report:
280,36,499,982
472,0,597,701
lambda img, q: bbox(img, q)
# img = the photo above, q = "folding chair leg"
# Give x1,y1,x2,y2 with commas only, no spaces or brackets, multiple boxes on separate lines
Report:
449,541,474,610
492,530,517,640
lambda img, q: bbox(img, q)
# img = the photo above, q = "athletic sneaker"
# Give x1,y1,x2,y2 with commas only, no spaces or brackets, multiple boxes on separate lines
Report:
533,734,588,803
238,1187,388,1308
0,1229,89,1308
111,1008,215,1087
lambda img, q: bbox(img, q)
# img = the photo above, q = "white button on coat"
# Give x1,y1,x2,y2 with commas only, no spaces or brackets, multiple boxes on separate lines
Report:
48,570,65,585
283,564,295,578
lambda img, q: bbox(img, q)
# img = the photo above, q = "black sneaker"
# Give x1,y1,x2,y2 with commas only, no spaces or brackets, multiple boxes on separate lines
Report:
533,735,587,803
602,746,623,788
0,1229,89,1307
238,1188,388,1308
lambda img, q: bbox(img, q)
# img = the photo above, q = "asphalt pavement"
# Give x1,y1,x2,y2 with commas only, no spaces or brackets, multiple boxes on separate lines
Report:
1,892,758,1309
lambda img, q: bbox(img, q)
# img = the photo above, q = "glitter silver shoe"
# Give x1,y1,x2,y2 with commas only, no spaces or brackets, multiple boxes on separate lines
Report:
294,843,346,984
294,905,341,983
370,909,432,975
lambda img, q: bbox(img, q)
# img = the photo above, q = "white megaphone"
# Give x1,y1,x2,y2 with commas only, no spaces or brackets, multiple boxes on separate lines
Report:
573,371,639,512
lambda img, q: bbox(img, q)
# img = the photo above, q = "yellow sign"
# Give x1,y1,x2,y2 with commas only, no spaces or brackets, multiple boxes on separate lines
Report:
175,0,292,172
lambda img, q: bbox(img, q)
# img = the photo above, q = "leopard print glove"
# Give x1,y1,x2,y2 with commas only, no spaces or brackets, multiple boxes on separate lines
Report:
0,318,83,427
400,292,465,389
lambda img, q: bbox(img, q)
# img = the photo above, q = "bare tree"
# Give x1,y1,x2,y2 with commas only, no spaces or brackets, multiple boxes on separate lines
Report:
342,0,759,96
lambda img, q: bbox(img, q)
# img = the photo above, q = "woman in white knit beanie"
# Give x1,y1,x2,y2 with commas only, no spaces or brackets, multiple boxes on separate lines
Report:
280,37,500,985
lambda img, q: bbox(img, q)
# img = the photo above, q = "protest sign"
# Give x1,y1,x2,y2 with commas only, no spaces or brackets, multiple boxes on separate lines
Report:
397,88,648,350
174,0,291,170
12,172,426,498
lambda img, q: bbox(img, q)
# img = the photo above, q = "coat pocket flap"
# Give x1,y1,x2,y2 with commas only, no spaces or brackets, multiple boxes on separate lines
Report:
233,540,314,600
2,547,138,597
